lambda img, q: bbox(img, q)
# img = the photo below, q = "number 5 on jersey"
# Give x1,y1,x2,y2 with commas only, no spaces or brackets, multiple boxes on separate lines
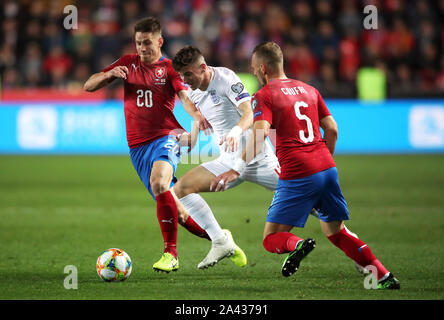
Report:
294,101,314,143
137,89,153,108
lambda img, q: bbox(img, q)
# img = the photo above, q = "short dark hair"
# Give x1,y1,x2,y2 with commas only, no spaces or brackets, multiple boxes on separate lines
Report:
253,41,283,72
134,17,162,34
172,45,203,72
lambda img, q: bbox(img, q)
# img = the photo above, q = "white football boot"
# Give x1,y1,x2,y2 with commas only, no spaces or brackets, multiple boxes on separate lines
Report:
197,232,236,269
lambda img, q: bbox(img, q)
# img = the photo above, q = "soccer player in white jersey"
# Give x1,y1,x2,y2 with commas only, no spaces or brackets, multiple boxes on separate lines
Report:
171,46,280,269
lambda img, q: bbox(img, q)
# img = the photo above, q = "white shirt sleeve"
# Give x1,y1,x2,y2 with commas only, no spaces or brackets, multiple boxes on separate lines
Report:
221,68,251,109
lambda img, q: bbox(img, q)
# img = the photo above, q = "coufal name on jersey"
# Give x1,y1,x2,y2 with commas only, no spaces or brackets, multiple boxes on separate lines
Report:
281,86,308,96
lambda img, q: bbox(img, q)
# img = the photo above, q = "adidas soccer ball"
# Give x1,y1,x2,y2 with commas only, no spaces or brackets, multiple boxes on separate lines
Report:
96,248,132,282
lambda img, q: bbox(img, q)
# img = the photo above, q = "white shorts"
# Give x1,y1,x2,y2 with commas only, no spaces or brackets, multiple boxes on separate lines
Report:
201,152,279,191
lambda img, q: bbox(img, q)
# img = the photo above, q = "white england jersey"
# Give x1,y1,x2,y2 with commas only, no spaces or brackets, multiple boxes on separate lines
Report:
188,66,273,164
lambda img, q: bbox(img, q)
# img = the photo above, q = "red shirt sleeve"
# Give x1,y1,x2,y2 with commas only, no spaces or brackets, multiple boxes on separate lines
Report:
167,62,187,94
101,55,132,73
252,88,273,126
316,89,331,119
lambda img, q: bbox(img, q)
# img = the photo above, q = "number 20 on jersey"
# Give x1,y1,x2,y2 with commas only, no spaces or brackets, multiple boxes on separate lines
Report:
137,89,153,108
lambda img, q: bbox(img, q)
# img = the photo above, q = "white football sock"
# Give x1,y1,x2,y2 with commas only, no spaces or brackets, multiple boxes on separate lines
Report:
179,193,225,241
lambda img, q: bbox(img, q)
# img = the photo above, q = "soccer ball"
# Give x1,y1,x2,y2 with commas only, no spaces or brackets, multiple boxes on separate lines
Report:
96,248,132,282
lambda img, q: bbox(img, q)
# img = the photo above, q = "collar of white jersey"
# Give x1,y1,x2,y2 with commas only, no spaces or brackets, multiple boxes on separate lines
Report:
207,66,216,90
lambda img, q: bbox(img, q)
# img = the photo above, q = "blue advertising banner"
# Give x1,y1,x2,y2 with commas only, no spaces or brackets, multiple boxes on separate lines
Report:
326,100,444,153
0,102,127,154
0,100,443,154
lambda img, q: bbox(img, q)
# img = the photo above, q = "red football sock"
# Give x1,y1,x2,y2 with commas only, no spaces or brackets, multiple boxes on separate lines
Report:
180,216,210,240
156,190,178,258
328,227,389,280
263,232,304,254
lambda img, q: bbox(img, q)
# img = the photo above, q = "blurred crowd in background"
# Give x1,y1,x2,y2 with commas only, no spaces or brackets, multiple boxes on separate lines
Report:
1,0,444,98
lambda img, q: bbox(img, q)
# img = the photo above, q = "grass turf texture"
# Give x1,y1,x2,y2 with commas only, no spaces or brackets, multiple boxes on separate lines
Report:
0,154,443,300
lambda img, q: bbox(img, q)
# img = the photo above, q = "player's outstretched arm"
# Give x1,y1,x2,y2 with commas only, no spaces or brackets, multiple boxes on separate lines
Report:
320,115,338,155
177,90,213,136
176,120,200,153
210,120,270,192
83,66,128,92
219,101,253,152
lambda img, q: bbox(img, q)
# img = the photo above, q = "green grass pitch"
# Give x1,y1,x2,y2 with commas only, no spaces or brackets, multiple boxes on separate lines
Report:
0,154,443,300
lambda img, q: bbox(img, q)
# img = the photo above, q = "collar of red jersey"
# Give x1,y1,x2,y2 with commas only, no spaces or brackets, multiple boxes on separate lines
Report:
139,55,165,65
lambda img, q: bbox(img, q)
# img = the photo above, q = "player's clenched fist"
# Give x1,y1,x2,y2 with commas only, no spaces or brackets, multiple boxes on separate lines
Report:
106,66,129,80
210,169,240,192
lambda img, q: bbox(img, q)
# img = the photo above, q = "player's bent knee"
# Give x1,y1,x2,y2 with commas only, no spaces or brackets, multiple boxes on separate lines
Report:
320,220,344,238
172,183,186,199
150,180,170,197
173,182,195,199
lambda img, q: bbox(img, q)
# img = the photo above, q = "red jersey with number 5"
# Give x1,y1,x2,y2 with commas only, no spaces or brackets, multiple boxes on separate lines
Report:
102,54,186,148
252,78,335,180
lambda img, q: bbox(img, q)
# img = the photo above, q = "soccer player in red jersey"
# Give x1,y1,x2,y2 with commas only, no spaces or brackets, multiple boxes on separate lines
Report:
83,17,218,273
212,42,400,289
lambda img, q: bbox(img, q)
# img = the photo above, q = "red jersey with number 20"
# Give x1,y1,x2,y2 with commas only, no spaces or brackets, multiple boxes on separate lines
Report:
102,54,186,148
253,78,335,180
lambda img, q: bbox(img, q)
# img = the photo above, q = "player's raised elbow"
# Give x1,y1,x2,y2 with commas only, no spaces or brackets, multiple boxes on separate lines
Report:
83,83,93,92
83,72,106,92
83,78,96,92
